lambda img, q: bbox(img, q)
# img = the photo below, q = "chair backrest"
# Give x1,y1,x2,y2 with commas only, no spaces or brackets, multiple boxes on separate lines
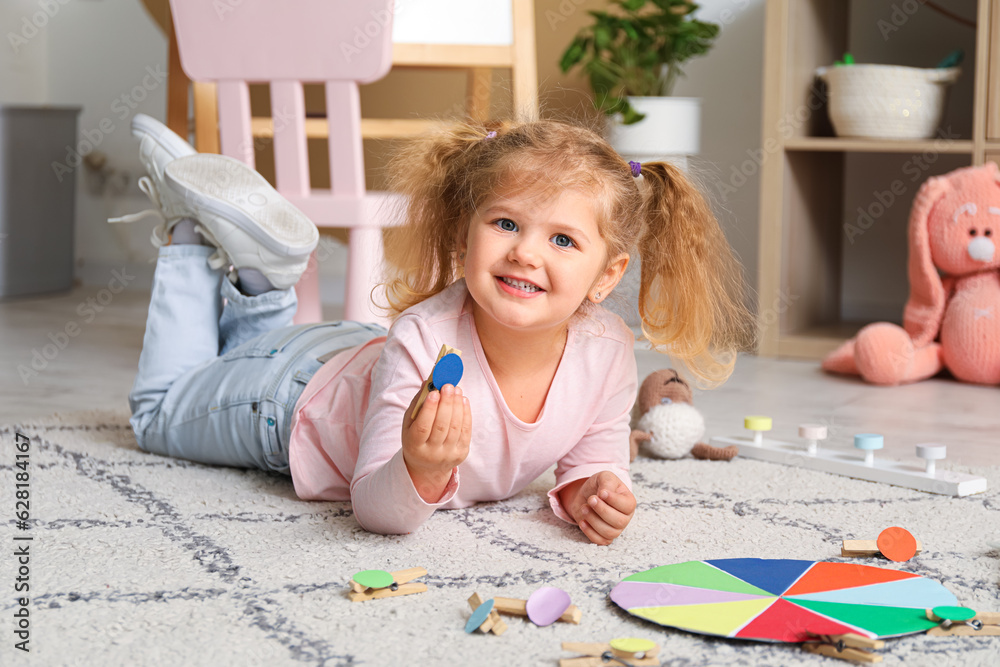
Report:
169,0,393,82
169,0,394,202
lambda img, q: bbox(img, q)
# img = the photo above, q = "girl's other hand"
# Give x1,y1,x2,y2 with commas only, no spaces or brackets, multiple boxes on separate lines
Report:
572,471,636,546
401,382,472,503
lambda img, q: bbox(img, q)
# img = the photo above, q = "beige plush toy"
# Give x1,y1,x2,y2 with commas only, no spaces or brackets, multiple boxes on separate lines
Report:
629,369,738,462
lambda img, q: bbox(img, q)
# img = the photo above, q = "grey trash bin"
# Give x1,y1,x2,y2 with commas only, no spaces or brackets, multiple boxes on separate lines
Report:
0,105,82,298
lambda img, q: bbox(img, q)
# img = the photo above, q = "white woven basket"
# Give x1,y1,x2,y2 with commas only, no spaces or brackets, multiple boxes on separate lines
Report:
816,64,960,139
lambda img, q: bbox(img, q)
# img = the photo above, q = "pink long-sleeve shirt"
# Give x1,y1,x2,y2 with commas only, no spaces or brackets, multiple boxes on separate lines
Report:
288,279,637,534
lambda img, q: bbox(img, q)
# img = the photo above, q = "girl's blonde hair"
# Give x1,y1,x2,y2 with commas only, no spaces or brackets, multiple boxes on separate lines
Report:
381,119,755,386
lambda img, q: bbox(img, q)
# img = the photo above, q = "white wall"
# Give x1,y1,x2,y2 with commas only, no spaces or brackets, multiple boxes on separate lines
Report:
671,0,766,306
2,1,170,289
44,1,169,288
0,0,49,104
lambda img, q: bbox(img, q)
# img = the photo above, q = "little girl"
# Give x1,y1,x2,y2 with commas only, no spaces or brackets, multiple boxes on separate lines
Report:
122,114,753,546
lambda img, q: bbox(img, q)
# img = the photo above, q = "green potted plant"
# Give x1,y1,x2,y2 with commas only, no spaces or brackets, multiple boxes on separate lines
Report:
560,0,718,162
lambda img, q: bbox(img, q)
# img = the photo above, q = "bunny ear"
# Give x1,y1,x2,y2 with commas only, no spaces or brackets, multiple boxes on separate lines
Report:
902,174,951,347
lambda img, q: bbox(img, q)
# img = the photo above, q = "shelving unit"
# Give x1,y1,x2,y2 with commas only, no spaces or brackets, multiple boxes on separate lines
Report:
757,0,998,358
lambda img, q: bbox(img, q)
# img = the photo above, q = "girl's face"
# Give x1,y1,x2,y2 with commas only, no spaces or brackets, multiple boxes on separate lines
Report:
461,188,628,339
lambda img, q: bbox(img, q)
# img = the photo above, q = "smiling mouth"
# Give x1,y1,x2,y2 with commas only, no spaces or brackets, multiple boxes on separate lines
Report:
498,276,543,293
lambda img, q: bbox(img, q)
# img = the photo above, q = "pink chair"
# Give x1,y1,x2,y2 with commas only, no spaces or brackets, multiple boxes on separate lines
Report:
168,0,401,325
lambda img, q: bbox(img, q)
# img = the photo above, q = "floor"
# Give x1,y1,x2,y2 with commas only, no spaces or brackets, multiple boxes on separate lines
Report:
2,286,998,468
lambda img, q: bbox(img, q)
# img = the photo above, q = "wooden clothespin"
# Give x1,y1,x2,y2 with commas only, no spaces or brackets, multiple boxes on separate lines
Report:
801,633,884,663
925,606,1000,636
842,527,921,562
559,638,660,667
465,592,507,635
492,595,582,625
348,567,427,602
411,344,463,420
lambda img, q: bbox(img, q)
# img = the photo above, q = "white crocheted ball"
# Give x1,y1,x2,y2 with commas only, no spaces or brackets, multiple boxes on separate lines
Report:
636,401,706,459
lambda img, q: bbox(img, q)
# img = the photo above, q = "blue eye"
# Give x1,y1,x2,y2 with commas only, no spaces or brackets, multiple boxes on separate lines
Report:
552,234,575,248
496,218,517,232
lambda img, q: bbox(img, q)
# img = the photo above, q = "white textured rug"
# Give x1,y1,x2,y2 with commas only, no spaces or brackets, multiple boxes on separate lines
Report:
1,410,998,666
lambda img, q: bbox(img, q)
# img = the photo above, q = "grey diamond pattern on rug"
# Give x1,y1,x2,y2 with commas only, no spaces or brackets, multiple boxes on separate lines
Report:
1,410,997,666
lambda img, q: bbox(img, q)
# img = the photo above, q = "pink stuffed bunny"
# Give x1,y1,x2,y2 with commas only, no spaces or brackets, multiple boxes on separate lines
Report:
823,163,1000,386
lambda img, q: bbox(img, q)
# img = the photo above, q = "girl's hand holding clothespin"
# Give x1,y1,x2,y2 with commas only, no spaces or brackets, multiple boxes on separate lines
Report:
402,376,472,504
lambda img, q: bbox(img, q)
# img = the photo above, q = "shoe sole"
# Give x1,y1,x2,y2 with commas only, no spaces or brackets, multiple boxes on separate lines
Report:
131,113,197,160
164,154,318,259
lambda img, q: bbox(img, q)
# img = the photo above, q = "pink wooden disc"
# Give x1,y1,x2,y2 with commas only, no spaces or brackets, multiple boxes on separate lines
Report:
525,586,571,627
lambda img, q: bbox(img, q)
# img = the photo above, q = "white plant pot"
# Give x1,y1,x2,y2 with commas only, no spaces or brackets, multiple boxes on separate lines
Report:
607,96,702,160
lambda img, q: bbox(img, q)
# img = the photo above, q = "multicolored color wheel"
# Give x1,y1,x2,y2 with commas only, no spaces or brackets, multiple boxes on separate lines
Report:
610,559,957,642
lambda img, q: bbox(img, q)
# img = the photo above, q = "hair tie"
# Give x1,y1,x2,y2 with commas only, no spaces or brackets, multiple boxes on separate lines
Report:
484,131,497,140
628,161,641,178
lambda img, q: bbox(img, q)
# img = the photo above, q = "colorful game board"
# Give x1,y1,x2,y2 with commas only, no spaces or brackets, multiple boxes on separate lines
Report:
610,559,957,642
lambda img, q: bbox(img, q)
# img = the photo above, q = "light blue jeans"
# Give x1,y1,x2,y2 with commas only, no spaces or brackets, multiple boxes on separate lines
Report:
129,245,385,474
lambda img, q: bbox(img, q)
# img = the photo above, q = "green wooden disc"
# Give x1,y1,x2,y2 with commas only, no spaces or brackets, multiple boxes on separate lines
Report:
931,605,976,622
609,638,656,654
353,569,393,589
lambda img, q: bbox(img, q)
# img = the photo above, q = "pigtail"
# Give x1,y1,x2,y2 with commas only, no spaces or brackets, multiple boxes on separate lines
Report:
380,123,507,317
637,162,756,386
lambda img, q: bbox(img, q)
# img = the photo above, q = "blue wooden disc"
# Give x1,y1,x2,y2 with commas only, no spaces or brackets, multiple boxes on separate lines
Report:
464,598,494,633
431,353,463,391
854,433,884,450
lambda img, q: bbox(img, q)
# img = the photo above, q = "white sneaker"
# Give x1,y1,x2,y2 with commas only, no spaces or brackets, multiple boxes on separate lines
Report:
108,114,197,246
163,154,319,290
